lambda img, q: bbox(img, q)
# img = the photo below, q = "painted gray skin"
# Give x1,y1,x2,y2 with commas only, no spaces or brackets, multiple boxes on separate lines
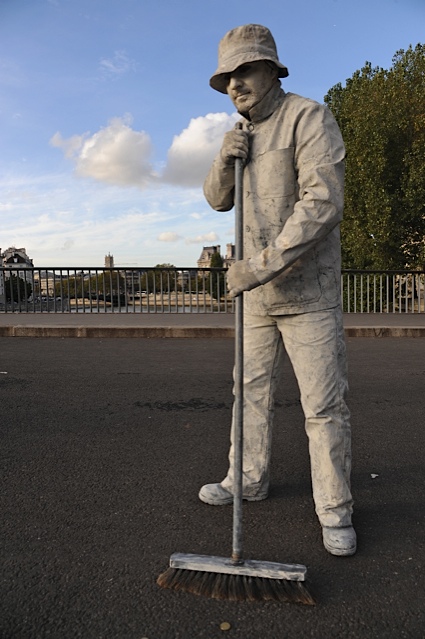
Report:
201,25,355,555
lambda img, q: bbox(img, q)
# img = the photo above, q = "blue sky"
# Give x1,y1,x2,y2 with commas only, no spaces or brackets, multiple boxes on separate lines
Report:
1,0,424,267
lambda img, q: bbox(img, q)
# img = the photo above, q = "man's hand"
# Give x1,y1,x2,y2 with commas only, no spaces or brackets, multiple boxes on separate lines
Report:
220,128,249,165
227,260,261,298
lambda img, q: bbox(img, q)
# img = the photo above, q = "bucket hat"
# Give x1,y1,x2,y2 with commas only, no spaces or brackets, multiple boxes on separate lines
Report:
210,24,289,94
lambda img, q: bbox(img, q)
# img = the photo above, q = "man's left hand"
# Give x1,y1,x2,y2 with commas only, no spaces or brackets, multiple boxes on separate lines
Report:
227,260,261,298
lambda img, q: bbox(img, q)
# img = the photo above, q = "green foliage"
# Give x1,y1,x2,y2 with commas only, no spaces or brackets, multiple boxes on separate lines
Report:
325,44,425,269
210,252,224,268
209,251,225,300
5,274,32,303
140,264,177,293
55,271,126,298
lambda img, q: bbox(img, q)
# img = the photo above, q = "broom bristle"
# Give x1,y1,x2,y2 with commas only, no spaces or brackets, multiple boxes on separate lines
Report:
157,567,316,605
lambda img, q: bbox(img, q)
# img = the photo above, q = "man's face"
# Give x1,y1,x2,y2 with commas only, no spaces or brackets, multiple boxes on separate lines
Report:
226,60,277,112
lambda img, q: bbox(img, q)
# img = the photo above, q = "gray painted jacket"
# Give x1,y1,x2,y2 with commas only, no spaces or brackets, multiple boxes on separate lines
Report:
203,83,345,315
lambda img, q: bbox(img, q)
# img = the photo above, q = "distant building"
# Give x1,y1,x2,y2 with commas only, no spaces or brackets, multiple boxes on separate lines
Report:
197,244,235,269
105,253,114,268
1,246,33,269
197,245,221,269
223,243,235,268
0,247,33,305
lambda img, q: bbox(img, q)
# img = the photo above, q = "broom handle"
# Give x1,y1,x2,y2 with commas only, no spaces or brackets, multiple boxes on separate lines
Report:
232,154,244,564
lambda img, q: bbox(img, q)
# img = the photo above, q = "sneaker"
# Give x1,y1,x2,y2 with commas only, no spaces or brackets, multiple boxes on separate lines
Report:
198,483,268,506
322,526,357,556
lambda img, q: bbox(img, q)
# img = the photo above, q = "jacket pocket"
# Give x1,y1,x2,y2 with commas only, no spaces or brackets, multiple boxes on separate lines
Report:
267,251,322,306
255,147,295,199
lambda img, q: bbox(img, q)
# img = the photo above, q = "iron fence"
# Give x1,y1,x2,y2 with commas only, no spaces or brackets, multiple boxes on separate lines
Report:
342,270,425,313
1,266,424,314
0,266,231,314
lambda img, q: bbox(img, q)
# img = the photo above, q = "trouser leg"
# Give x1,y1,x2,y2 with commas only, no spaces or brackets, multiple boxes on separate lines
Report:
221,313,283,497
277,308,353,528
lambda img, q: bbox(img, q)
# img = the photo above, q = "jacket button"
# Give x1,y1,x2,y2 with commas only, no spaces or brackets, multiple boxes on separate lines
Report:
245,225,251,232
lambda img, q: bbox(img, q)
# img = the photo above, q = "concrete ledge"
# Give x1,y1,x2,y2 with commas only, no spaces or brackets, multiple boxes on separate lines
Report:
0,325,235,338
1,324,425,338
2,312,425,338
345,327,425,338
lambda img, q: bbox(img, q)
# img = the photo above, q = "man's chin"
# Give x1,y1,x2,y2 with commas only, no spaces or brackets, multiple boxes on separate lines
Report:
234,96,254,113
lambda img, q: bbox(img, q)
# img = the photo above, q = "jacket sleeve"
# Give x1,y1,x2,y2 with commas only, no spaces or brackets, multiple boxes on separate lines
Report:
249,103,345,285
203,154,236,212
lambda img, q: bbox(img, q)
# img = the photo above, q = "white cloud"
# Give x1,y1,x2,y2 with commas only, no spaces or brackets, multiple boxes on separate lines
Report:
162,112,240,187
50,131,87,159
35,112,240,265
186,232,219,245
158,232,181,243
0,171,227,267
99,50,137,77
61,238,75,252
50,111,240,191
50,116,156,188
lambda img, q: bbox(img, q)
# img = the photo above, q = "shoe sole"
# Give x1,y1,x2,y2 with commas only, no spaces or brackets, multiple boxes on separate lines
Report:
198,492,268,506
323,542,357,556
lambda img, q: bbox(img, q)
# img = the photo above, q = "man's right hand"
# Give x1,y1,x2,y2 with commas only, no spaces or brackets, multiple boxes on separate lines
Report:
220,127,249,165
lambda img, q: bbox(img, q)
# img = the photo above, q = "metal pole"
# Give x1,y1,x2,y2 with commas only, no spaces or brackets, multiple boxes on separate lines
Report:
232,156,244,563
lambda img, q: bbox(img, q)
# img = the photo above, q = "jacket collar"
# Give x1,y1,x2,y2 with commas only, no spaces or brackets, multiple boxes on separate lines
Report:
241,82,285,123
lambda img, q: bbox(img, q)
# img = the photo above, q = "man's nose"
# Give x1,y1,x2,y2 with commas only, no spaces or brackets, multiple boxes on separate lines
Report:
228,74,243,90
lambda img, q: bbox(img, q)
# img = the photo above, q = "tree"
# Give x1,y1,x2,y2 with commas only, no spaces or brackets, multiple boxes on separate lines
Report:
325,44,425,270
209,251,225,300
55,271,126,299
5,274,32,303
141,264,176,293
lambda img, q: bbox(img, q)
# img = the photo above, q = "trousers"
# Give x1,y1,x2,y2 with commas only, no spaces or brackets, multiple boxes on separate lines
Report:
221,306,354,528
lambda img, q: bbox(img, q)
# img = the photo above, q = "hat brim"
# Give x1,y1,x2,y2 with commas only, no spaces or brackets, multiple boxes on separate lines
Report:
209,54,289,94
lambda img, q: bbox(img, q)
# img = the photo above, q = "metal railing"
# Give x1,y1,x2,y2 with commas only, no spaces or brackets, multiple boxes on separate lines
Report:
341,270,425,313
1,266,424,313
0,266,232,314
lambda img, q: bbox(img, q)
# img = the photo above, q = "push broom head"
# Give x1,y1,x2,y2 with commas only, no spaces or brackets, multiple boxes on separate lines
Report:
157,553,316,605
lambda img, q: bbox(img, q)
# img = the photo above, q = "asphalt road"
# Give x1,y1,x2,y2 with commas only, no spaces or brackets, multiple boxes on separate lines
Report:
1,337,424,639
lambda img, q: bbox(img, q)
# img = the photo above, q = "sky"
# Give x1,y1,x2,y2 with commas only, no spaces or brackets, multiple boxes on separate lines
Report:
1,0,424,268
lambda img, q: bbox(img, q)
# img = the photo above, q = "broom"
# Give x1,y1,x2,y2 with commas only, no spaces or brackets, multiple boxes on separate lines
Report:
157,153,315,605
